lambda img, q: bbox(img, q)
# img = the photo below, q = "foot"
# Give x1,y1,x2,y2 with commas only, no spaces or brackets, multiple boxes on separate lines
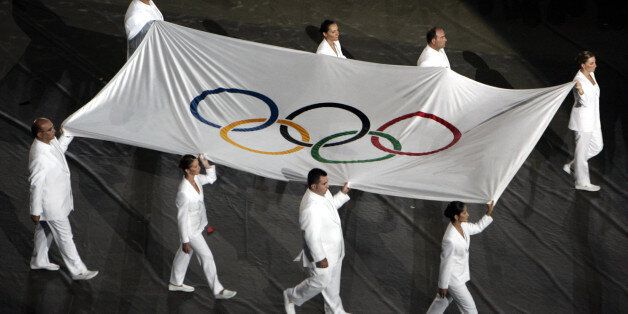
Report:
575,184,600,192
562,163,572,175
30,263,60,271
168,283,195,292
71,270,98,280
215,289,237,299
283,289,295,314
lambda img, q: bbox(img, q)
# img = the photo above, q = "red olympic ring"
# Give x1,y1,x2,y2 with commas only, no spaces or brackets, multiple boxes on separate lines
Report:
371,111,461,156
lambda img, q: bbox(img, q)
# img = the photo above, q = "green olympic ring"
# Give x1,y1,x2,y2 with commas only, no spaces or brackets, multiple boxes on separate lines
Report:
311,130,402,164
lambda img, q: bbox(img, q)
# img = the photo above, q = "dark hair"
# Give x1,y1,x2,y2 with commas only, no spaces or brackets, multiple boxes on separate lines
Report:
307,168,327,187
30,120,41,138
426,27,443,44
576,51,595,66
178,154,197,173
443,201,466,222
319,19,336,34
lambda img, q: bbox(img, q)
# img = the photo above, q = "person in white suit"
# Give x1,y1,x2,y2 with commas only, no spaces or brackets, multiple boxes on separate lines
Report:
417,27,450,68
316,20,347,59
283,168,351,314
28,118,98,280
563,51,603,192
426,201,494,314
124,0,164,58
168,154,236,299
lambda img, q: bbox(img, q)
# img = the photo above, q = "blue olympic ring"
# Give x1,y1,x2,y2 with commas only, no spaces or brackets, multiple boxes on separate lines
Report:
190,87,279,132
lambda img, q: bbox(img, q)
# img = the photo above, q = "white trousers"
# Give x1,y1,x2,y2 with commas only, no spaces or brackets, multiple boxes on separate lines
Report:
286,260,347,314
169,233,224,296
31,219,88,276
568,129,603,185
426,283,477,314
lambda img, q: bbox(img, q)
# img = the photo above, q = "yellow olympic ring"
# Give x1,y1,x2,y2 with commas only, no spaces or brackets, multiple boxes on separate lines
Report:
220,118,311,155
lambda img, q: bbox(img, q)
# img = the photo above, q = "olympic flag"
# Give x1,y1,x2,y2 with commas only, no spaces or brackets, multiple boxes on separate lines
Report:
63,21,573,203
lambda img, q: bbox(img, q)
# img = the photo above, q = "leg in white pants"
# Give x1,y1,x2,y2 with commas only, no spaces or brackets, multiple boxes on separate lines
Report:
170,233,224,296
31,222,54,268
426,283,477,314
31,219,88,276
286,262,347,314
571,129,603,186
322,261,346,314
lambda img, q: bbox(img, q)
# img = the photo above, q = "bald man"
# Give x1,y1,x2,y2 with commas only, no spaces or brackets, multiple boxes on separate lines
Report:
417,27,450,68
28,118,98,280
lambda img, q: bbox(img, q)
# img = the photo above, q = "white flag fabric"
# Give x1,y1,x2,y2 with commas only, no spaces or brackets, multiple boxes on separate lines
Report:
63,21,573,203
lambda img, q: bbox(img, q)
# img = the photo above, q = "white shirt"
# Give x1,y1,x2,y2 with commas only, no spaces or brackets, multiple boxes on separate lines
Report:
438,215,493,288
124,0,164,40
316,39,347,59
175,167,216,243
294,189,350,267
568,71,601,132
417,45,450,68
29,135,74,221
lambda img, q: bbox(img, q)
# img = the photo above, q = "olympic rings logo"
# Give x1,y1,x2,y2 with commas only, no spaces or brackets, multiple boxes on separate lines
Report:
190,87,462,164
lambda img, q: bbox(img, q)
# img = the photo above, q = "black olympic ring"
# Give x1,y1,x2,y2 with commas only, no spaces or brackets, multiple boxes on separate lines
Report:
279,102,370,147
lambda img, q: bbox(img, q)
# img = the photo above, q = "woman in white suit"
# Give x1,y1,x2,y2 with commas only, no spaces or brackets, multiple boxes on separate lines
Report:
427,201,494,314
168,154,236,299
316,19,346,58
563,51,603,192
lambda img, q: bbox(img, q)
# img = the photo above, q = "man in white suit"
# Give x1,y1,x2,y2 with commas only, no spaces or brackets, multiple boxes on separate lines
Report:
283,168,350,314
417,27,450,68
29,118,98,280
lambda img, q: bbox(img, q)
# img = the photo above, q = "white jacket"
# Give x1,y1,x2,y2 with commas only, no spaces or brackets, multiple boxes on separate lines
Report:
294,189,350,267
417,45,450,68
568,71,601,132
124,0,164,40
438,215,493,289
175,167,216,243
28,135,74,221
316,39,346,59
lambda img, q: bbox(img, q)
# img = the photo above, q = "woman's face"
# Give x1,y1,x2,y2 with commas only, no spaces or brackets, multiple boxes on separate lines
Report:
581,56,597,73
323,23,340,42
456,206,469,223
185,159,201,176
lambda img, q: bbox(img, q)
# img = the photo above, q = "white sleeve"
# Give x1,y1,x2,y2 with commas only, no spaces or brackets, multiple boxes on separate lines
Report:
175,192,191,243
29,157,46,216
300,205,326,262
198,166,217,185
573,77,590,107
330,191,350,210
57,134,74,153
465,215,493,236
437,238,455,289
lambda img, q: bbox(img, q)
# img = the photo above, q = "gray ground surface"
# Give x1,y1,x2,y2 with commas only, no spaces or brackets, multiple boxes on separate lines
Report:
0,0,627,313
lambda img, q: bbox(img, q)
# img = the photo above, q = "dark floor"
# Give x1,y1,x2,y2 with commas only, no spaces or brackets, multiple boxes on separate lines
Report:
0,0,627,313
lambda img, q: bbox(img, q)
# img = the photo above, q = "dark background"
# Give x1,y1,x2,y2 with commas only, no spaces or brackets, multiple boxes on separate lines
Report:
0,0,626,312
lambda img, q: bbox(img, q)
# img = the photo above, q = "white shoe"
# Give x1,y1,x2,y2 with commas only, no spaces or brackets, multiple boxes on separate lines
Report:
562,163,572,175
215,289,237,299
30,263,60,271
168,283,194,292
283,289,295,314
575,184,600,192
72,270,98,280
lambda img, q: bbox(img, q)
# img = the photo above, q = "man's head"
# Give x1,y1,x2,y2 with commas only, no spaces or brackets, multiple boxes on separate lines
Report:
307,168,328,196
426,27,447,50
31,118,56,144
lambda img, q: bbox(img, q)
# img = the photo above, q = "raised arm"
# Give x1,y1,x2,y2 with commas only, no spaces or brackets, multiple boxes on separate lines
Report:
330,182,350,210
466,201,494,236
